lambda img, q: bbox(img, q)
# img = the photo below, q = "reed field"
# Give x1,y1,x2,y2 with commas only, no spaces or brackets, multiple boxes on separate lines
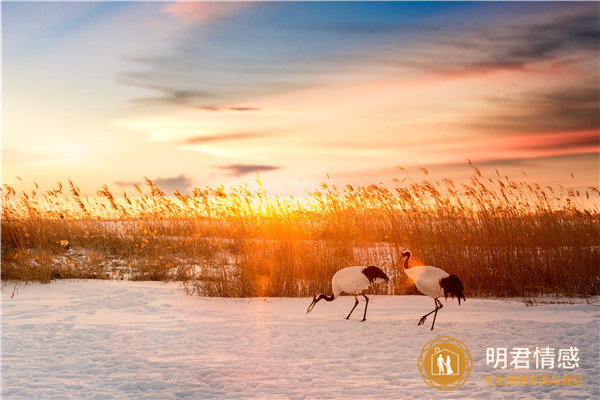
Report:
2,164,599,300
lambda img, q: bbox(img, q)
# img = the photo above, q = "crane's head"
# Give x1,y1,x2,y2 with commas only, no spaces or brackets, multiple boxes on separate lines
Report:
306,294,324,314
306,293,334,313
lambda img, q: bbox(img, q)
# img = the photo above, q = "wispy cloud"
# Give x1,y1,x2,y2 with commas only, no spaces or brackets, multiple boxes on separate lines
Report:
216,164,281,177
121,4,599,113
517,131,599,153
115,174,194,194
184,132,269,145
430,10,599,74
416,130,598,167
163,2,250,23
470,83,599,134
153,174,194,193
120,3,402,109
119,61,315,109
197,106,262,112
117,75,216,108
114,180,140,188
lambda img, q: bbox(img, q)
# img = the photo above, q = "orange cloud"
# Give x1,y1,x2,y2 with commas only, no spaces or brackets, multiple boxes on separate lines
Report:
163,1,250,22
420,130,599,166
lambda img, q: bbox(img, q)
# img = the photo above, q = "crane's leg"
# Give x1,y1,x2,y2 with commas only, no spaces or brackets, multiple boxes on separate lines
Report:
346,296,360,319
361,294,370,322
430,299,443,330
418,298,443,328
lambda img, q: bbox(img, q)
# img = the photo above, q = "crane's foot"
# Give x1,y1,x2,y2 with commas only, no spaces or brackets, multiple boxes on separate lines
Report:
418,316,427,326
361,318,366,322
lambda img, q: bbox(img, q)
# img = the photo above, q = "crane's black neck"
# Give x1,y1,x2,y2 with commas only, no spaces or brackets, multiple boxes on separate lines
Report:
403,251,411,269
318,293,335,302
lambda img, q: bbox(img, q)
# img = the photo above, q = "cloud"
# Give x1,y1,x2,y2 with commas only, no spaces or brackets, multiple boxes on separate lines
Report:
196,106,262,112
119,4,376,109
163,2,250,23
114,174,194,194
114,180,140,188
432,11,599,74
216,164,281,176
121,4,599,113
118,60,312,109
470,83,599,134
515,130,599,153
117,73,216,107
152,174,194,194
184,132,268,145
419,130,599,169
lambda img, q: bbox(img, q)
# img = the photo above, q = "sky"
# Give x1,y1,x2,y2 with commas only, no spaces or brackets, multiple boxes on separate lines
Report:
2,1,599,196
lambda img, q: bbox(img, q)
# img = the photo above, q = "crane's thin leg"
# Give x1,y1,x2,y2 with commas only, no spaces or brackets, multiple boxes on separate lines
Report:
430,302,440,330
418,298,443,327
346,296,359,319
361,294,370,322
430,299,443,330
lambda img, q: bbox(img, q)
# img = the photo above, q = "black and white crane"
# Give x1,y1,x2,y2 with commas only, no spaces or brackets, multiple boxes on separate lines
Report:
401,250,465,330
306,266,389,321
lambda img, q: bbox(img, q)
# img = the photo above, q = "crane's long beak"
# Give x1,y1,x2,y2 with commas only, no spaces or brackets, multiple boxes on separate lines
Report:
306,296,318,313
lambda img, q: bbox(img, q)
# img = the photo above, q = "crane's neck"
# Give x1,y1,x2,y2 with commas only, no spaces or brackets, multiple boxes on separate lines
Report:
319,293,335,302
403,252,411,269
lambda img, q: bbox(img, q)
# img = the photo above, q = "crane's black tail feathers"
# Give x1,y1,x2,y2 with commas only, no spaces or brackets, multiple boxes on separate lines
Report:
439,274,466,305
362,266,390,284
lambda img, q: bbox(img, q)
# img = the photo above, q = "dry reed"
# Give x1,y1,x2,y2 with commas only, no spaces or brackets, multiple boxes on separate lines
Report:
2,165,599,299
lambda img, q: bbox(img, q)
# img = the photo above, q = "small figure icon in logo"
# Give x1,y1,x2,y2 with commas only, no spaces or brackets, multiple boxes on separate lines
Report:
432,347,459,376
418,336,472,390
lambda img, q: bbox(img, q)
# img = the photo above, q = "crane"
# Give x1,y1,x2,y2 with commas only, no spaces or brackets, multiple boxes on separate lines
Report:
401,250,465,330
306,266,389,321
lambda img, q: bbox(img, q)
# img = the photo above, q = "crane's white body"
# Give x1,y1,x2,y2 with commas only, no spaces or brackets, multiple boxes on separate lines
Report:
401,250,465,330
403,265,450,299
306,265,389,321
331,266,387,298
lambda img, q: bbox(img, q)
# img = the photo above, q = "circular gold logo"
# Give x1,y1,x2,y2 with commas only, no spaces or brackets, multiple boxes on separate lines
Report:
418,336,472,390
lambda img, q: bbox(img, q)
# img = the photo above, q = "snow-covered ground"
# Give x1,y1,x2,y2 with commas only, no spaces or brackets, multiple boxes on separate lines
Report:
2,281,598,399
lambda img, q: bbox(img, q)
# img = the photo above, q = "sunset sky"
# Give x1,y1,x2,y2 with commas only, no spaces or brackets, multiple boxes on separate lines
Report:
2,1,599,196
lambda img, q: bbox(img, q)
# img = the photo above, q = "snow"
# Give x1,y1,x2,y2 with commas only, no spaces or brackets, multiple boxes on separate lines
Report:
2,280,599,399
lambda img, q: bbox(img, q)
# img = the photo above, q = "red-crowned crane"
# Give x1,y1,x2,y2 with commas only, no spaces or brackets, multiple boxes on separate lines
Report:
401,250,465,330
306,266,389,321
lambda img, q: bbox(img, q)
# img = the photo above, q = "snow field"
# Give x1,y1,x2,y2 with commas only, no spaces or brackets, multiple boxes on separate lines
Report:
2,280,599,399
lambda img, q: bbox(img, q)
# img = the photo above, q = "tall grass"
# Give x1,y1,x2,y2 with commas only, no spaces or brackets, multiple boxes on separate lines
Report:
2,165,599,298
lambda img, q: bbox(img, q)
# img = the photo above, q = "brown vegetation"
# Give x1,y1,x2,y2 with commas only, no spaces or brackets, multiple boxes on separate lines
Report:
2,165,599,299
